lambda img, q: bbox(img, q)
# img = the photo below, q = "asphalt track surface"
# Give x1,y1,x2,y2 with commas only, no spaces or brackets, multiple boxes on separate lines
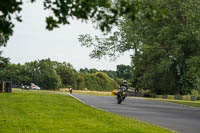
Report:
72,94,200,133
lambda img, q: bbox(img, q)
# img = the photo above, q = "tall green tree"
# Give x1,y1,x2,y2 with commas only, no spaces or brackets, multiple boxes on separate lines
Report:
53,61,77,87
0,54,9,69
0,63,29,85
116,64,131,80
24,59,62,89
79,0,200,95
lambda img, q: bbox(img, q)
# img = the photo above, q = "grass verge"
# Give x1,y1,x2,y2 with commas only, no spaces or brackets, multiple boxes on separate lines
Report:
60,88,112,96
155,98,200,108
0,90,172,133
134,97,200,108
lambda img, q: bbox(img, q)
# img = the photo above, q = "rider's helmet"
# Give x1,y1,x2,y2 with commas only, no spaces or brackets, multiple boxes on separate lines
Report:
123,80,127,84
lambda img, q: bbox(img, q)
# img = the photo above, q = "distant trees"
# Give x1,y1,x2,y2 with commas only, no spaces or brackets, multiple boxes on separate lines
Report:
81,72,118,91
102,70,117,80
53,61,77,87
80,68,98,74
0,55,9,69
22,59,76,89
0,58,119,90
80,64,131,81
0,64,22,85
116,65,131,81
30,59,62,89
0,59,63,89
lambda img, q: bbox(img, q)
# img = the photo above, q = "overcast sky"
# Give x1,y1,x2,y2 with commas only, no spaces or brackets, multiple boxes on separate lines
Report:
1,1,131,71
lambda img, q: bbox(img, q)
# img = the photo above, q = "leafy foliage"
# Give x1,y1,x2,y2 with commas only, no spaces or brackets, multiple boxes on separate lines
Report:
79,0,200,95
83,72,118,91
0,58,118,91
43,0,164,32
21,59,63,89
80,65,131,81
53,61,77,87
0,54,9,68
0,0,167,49
116,64,131,80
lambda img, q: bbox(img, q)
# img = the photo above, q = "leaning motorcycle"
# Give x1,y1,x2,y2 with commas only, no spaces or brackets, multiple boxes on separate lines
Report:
116,86,127,104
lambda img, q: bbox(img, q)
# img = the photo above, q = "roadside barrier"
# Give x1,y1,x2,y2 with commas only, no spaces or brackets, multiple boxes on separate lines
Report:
0,81,12,93
127,91,198,101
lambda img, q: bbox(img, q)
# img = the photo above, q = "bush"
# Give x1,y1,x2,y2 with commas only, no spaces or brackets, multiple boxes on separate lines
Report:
80,72,118,91
197,96,200,101
191,89,200,101
191,89,200,96
38,69,62,90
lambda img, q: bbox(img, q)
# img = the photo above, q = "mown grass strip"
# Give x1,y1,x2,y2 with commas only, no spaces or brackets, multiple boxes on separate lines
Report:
134,97,200,108
157,99,200,108
60,89,112,96
0,90,172,133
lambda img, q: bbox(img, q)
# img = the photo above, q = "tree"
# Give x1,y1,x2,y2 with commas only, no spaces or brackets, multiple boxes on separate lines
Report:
83,72,118,91
116,64,131,80
0,63,29,85
80,68,90,74
0,54,10,69
79,0,200,95
37,59,62,89
131,0,200,94
102,70,117,79
79,68,98,74
53,61,77,87
0,0,25,47
24,59,62,89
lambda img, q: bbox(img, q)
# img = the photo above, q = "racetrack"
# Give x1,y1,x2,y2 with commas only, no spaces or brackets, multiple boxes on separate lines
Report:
72,94,200,133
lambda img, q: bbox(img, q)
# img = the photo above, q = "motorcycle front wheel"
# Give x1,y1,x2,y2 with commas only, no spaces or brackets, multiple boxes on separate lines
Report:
117,96,122,104
118,99,122,104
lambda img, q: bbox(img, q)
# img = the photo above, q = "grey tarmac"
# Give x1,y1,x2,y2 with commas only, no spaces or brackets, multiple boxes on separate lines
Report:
72,94,200,133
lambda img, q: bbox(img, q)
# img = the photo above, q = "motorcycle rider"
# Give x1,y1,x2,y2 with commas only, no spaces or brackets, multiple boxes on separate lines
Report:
69,85,73,94
119,80,128,92
117,80,128,101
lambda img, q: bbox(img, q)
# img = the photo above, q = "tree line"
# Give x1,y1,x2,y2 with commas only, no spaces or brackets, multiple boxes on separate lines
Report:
0,58,131,91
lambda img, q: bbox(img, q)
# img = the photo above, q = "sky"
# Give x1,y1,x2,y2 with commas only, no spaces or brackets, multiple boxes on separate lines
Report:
1,1,131,71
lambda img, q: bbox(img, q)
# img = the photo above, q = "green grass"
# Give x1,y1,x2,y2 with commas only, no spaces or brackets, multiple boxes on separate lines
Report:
156,99,200,108
134,97,200,108
0,90,172,133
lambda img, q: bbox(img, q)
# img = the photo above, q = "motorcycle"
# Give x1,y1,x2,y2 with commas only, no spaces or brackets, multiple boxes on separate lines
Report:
116,86,127,104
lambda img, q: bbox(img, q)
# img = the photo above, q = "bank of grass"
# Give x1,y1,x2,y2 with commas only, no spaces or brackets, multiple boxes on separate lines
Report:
60,88,112,96
0,90,172,133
